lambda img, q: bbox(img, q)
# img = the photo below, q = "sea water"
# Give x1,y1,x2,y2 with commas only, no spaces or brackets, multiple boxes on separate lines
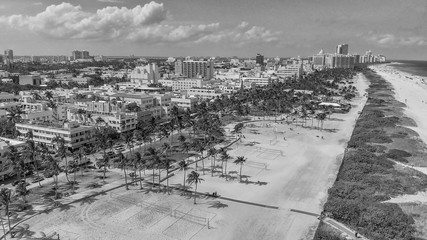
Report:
390,60,427,78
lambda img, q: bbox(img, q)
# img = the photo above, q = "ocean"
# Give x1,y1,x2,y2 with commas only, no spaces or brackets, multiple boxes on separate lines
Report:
390,60,427,78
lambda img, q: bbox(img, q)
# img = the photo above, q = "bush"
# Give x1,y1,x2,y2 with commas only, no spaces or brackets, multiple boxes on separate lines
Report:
385,149,412,160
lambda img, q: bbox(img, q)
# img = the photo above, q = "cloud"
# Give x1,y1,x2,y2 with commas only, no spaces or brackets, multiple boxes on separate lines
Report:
98,0,124,3
195,22,282,46
0,1,168,40
366,32,427,47
33,2,43,6
0,2,282,45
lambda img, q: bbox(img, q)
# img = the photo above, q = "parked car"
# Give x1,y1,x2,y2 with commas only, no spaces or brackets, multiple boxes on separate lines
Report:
12,180,29,187
32,176,44,183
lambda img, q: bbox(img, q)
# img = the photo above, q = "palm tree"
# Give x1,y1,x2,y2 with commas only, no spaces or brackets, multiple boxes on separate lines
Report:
208,147,217,177
51,135,71,183
97,153,110,183
31,91,42,101
0,188,13,238
233,156,247,182
43,154,61,199
133,152,145,189
116,152,129,190
44,91,53,100
3,145,25,183
220,149,231,179
178,160,189,191
24,131,42,187
46,100,58,122
186,171,204,204
144,147,161,188
178,135,186,145
162,157,175,194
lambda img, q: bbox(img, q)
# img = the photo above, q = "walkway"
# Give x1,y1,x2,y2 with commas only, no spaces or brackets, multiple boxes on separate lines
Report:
290,209,369,240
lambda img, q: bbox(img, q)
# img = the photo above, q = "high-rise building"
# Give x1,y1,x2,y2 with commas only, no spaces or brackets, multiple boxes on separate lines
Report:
129,63,160,85
182,60,214,79
256,54,264,65
336,44,349,55
3,49,13,65
72,50,90,60
174,59,183,75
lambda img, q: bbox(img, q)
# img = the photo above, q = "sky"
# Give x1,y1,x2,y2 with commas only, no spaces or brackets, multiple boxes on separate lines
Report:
0,0,426,60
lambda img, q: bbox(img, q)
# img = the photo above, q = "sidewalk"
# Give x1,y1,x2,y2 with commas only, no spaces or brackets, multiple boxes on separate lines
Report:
323,217,369,240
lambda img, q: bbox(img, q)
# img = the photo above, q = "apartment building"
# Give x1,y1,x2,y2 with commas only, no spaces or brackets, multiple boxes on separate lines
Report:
110,93,154,109
15,121,95,150
171,96,198,110
187,88,223,100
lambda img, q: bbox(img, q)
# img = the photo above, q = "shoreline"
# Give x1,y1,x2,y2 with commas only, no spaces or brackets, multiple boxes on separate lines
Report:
370,64,427,149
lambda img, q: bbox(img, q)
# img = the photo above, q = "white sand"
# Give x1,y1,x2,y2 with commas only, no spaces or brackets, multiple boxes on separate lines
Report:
22,73,369,240
370,64,427,204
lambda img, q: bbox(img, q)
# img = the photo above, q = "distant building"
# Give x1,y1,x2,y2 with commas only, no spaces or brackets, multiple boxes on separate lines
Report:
336,44,349,55
256,54,264,65
72,50,90,60
171,96,198,110
242,77,271,87
130,63,160,85
3,49,13,65
19,75,42,86
174,59,183,75
187,88,223,100
110,93,154,109
277,63,304,79
158,79,204,91
182,60,214,79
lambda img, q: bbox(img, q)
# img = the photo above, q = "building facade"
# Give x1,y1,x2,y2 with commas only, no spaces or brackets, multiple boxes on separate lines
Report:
16,122,95,150
182,60,214,79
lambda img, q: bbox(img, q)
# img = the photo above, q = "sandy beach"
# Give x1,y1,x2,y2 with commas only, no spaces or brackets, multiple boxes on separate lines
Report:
19,74,369,240
369,64,427,205
370,64,427,145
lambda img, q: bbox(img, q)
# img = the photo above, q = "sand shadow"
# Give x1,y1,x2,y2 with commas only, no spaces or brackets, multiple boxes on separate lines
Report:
208,201,228,209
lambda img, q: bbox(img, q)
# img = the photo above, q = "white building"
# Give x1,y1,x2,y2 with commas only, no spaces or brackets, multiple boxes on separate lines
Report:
277,63,303,79
130,63,160,85
242,77,271,87
171,96,198,110
16,122,95,150
187,88,223,100
158,79,204,91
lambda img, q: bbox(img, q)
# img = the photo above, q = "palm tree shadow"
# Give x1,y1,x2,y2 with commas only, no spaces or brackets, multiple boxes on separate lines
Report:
86,182,103,189
323,128,338,133
208,201,228,209
79,196,99,205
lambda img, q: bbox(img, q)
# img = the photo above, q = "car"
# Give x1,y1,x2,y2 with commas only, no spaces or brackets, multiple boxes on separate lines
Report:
32,176,44,183
68,168,79,173
12,180,29,187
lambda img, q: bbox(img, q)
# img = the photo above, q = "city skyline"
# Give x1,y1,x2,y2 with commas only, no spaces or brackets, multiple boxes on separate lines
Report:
0,0,426,60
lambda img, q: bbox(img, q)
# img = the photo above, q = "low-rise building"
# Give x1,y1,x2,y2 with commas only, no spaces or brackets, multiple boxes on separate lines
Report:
110,93,154,109
187,88,223,100
171,96,198,110
16,121,95,150
19,75,42,86
159,79,204,91
242,77,271,87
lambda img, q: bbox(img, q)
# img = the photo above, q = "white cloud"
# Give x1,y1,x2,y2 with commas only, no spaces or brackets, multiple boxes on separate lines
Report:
366,33,427,47
98,0,124,3
33,2,43,6
196,22,282,46
0,2,282,45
